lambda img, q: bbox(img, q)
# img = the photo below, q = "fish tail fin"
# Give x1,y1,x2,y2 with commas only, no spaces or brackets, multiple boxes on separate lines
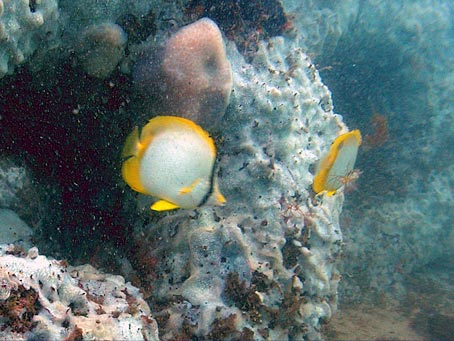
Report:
212,177,226,206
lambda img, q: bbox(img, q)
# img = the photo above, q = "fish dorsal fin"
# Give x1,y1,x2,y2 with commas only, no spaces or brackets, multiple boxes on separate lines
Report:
144,116,216,157
151,199,180,211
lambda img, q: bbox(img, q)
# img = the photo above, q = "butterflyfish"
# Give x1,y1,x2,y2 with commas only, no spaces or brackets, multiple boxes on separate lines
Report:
121,116,226,211
312,130,362,196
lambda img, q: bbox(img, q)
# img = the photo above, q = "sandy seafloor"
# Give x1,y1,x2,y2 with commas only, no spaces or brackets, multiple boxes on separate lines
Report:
323,258,454,340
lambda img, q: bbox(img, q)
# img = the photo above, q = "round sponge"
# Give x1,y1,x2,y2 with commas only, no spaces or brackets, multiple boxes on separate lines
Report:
133,18,232,129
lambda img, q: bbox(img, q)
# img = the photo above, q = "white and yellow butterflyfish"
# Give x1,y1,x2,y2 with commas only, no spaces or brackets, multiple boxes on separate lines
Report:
121,116,226,211
313,130,362,196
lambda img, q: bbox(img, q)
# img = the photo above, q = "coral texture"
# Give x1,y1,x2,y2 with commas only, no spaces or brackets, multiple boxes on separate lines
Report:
0,0,184,79
0,0,59,77
0,244,158,340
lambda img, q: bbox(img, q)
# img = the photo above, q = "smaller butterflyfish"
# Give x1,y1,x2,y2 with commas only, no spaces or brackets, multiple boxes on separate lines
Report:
121,116,226,211
312,130,362,196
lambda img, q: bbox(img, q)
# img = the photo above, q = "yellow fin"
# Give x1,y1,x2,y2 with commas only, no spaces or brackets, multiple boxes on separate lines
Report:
122,156,148,194
216,192,226,205
178,178,201,195
312,165,330,194
151,200,180,211
212,177,226,206
333,130,361,151
121,126,148,194
143,116,216,157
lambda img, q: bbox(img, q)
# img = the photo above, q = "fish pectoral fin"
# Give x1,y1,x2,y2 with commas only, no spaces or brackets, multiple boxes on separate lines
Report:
178,179,200,196
151,200,180,211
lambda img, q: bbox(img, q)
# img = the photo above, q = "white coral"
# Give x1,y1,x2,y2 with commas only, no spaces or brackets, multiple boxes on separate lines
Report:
0,0,59,77
0,245,158,340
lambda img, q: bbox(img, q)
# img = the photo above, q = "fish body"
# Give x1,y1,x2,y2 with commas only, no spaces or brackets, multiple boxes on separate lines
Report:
121,116,225,211
313,130,362,196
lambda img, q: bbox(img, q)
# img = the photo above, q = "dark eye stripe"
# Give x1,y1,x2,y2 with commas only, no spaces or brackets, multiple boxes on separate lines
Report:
198,159,217,207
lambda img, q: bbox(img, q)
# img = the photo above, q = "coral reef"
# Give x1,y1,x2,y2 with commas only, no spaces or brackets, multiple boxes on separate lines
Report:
0,2,351,336
133,18,232,129
0,0,185,79
58,0,190,78
0,244,158,340
2,0,452,338
130,36,346,340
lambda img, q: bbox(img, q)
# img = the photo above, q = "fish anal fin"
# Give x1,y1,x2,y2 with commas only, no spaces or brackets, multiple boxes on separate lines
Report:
151,200,180,211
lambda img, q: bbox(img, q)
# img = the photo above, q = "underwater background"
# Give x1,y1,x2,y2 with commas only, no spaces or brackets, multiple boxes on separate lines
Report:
0,0,453,340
